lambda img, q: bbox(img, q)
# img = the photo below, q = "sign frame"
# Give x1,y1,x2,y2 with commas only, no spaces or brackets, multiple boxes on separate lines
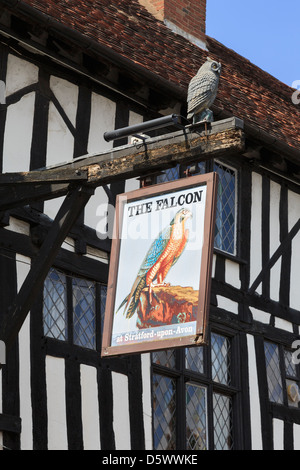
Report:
101,172,218,357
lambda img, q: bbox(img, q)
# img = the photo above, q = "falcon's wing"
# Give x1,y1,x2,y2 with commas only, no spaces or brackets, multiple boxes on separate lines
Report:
115,224,172,318
187,72,215,115
137,225,172,277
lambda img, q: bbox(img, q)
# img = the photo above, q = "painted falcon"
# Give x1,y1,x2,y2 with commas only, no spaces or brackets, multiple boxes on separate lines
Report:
116,208,192,319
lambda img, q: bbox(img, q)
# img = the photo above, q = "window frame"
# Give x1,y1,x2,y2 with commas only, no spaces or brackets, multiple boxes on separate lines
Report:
43,266,107,353
264,340,300,410
213,160,238,257
151,326,243,450
154,158,239,258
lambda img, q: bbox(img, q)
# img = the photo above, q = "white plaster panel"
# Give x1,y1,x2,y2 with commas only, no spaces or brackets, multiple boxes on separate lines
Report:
294,423,300,450
46,101,74,167
80,364,101,450
129,110,143,127
84,186,110,233
3,92,35,173
211,254,216,278
43,195,65,221
17,254,33,450
84,246,109,264
225,259,240,289
61,237,75,252
250,173,262,295
88,93,116,154
50,76,78,127
216,295,239,314
273,418,284,450
250,306,270,325
269,181,281,302
46,356,68,450
5,217,30,236
274,317,293,333
6,54,39,96
125,178,140,192
290,231,300,310
288,189,300,232
112,372,131,450
246,334,263,450
270,258,281,303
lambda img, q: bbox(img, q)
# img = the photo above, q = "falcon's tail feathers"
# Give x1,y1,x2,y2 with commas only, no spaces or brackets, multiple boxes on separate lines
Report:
125,275,147,320
116,294,130,314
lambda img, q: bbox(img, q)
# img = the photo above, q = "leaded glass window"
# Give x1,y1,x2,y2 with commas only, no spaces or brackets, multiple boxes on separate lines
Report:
152,331,238,450
156,165,180,184
73,277,96,350
264,342,300,409
155,160,237,256
153,350,176,369
214,162,237,255
211,333,231,385
264,342,284,404
186,384,207,450
185,346,204,373
153,374,176,450
43,268,107,350
43,268,67,341
213,393,233,450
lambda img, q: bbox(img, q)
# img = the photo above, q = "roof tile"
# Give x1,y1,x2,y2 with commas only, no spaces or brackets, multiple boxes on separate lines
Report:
11,0,300,152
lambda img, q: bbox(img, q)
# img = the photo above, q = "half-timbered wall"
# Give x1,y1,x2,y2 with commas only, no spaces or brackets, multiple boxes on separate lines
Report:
0,34,300,450
0,40,153,450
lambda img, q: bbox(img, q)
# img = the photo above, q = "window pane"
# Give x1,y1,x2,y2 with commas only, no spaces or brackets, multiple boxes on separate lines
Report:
156,162,206,184
186,383,207,450
100,284,107,334
284,349,297,377
73,277,96,350
211,333,231,385
214,163,236,255
185,347,204,373
264,342,283,404
153,374,176,450
153,350,176,369
156,165,180,183
213,393,233,450
43,268,67,340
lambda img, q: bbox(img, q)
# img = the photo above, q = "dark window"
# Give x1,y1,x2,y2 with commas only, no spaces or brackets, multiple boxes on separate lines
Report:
152,330,239,450
264,341,300,408
43,267,107,350
155,160,237,255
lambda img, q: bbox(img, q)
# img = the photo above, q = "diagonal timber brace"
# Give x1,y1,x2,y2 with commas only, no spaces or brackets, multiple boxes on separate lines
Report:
0,184,94,352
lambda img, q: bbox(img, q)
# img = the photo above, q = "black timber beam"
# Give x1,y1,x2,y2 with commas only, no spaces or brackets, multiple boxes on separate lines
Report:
0,167,88,185
0,182,70,211
0,185,94,352
0,413,21,434
0,118,245,212
0,168,88,212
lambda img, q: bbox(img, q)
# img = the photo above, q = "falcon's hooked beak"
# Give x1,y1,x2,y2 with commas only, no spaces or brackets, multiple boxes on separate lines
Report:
180,209,193,222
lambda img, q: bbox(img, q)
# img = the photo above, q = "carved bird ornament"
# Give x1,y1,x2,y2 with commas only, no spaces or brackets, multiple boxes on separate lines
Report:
187,57,222,124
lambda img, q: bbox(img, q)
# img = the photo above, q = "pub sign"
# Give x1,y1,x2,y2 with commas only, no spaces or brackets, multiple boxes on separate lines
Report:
101,172,218,357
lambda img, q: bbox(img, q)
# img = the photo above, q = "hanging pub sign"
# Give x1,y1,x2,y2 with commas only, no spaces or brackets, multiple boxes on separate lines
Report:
101,172,218,357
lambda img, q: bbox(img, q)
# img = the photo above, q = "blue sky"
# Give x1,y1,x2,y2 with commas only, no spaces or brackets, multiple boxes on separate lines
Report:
206,0,300,88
